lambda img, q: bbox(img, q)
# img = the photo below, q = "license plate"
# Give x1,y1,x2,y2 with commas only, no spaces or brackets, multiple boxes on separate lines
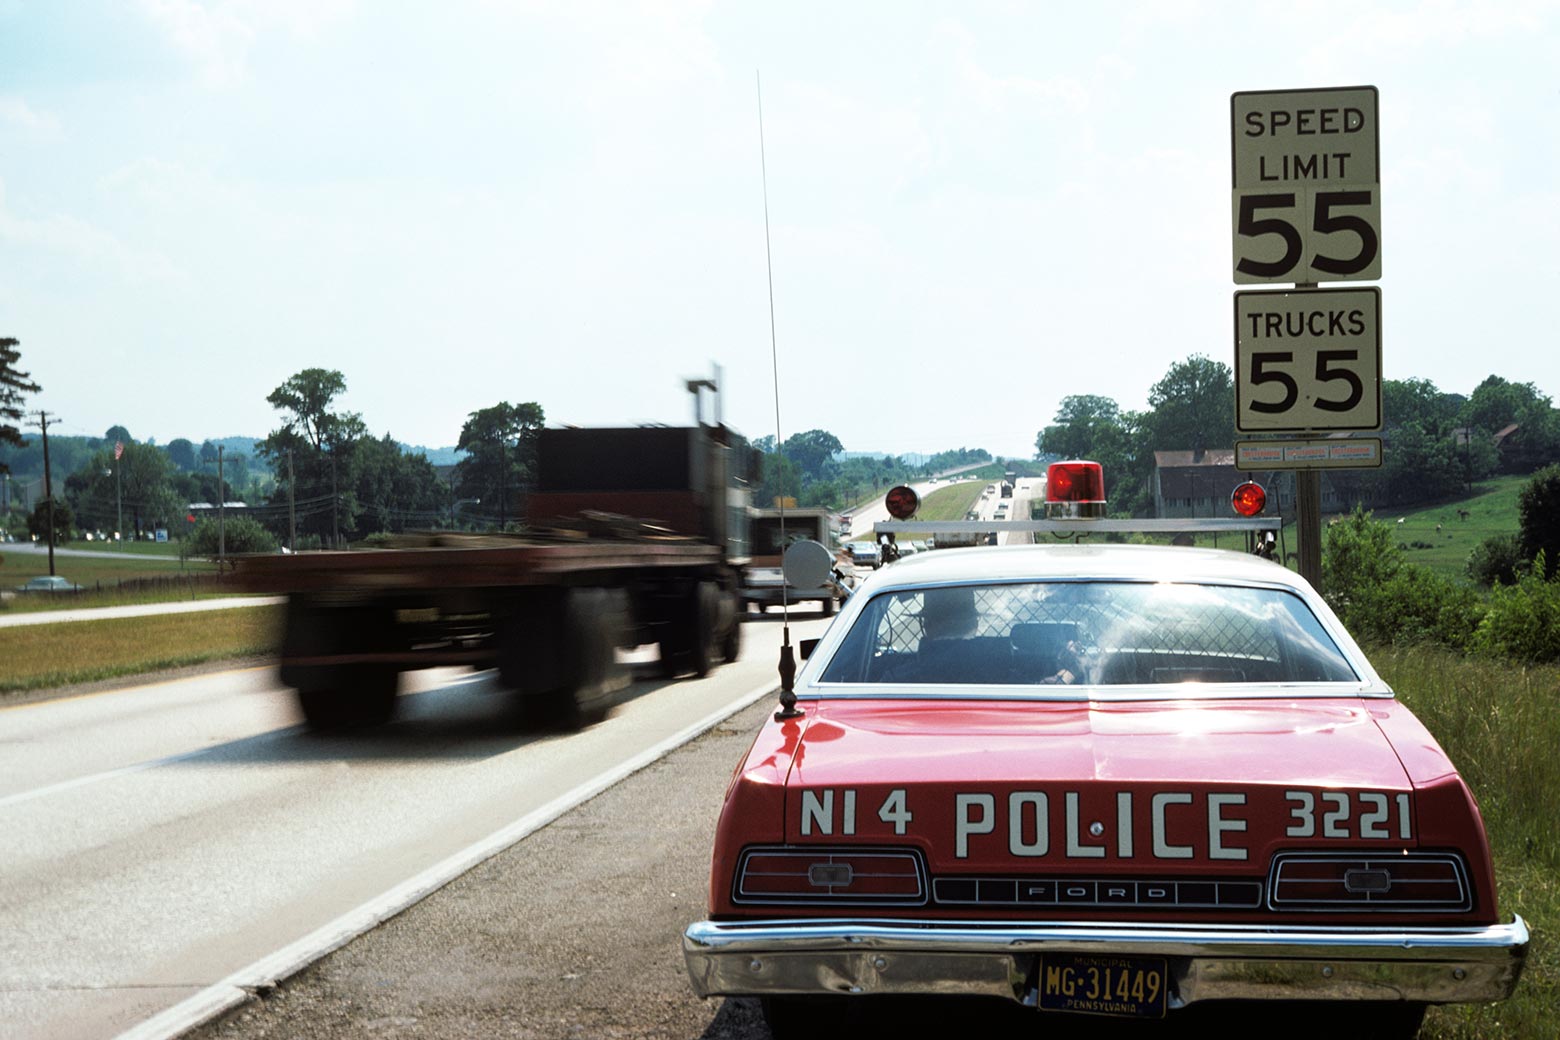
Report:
1038,953,1168,1019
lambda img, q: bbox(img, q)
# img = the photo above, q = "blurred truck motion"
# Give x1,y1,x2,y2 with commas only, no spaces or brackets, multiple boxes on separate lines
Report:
238,422,752,731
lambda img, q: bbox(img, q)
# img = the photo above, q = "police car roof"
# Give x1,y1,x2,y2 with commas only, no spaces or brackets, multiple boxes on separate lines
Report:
868,543,1302,592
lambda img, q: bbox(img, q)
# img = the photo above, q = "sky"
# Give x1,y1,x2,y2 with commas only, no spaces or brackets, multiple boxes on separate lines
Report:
2,1,1556,460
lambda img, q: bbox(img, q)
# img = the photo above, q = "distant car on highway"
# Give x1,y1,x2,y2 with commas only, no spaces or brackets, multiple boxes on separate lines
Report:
846,541,881,570
16,575,84,593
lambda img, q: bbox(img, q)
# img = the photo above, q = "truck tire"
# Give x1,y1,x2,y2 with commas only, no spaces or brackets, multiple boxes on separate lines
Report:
504,588,627,730
296,665,399,731
658,581,719,678
720,603,743,663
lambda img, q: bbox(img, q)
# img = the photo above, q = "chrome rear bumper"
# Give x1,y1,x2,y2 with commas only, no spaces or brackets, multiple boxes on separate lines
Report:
683,916,1528,1007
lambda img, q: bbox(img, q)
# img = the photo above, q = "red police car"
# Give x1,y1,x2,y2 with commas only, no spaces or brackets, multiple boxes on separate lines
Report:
683,464,1527,1037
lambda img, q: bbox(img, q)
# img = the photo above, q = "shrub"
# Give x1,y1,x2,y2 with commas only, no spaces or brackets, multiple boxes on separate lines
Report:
1471,552,1560,663
187,517,278,556
1321,507,1402,628
1517,464,1560,579
1466,533,1525,587
1322,507,1483,650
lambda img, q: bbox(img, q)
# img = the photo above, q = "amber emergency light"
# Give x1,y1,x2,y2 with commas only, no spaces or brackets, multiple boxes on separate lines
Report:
1231,481,1267,518
1045,460,1107,519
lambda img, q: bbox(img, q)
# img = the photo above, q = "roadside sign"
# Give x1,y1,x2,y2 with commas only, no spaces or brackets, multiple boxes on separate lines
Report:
1231,86,1380,284
1234,286,1381,432
1236,437,1383,470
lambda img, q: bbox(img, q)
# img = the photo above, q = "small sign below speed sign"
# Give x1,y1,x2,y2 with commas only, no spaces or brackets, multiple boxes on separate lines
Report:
1232,86,1380,284
1235,287,1381,433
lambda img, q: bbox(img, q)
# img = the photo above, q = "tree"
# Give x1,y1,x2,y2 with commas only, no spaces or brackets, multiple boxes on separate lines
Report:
351,434,449,535
1518,464,1560,580
188,516,277,556
105,425,132,445
1382,378,1457,438
1036,395,1129,461
1,337,41,472
1459,376,1560,473
782,430,843,481
258,369,368,545
27,497,73,543
1140,355,1235,456
166,438,197,471
453,402,545,529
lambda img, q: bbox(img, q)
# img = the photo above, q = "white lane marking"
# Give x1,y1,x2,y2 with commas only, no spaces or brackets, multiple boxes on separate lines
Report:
111,677,782,1040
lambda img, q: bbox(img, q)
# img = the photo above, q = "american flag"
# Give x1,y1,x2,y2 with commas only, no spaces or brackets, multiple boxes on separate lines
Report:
114,441,124,460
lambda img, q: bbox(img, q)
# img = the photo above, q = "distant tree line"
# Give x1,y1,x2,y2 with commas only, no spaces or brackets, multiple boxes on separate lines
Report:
1035,355,1560,517
750,431,992,512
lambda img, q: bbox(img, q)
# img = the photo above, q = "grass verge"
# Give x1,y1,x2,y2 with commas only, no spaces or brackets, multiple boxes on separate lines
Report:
916,481,986,522
0,605,281,695
1372,646,1558,1037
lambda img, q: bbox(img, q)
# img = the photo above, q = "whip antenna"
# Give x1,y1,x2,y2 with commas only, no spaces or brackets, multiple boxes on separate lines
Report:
758,71,802,721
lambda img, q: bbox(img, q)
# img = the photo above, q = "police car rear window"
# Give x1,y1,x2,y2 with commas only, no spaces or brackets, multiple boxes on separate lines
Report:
817,582,1358,686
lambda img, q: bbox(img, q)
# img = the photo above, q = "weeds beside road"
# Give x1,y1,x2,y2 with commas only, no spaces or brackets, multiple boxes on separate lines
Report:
0,605,281,695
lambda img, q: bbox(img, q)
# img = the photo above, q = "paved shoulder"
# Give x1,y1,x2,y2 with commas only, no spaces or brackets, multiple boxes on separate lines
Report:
190,700,777,1040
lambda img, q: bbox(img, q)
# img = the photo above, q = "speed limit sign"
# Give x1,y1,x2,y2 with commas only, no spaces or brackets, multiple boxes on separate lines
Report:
1232,86,1380,284
1234,287,1381,432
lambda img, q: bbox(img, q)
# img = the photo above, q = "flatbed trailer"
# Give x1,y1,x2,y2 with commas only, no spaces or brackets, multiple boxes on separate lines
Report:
236,422,751,731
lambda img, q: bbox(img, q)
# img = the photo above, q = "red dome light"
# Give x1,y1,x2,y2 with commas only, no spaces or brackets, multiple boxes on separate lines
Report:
885,485,919,520
1231,481,1267,517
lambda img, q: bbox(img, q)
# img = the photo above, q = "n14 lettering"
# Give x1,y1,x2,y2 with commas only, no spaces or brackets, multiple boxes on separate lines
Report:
1285,790,1411,841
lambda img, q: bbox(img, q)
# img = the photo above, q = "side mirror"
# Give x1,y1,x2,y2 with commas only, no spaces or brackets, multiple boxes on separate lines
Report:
800,637,820,660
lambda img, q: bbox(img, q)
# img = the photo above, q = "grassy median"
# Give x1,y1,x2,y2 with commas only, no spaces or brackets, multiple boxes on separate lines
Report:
0,606,281,694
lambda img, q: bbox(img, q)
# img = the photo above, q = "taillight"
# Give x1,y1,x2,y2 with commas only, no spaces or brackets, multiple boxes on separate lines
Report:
1045,461,1106,519
1268,853,1471,912
735,848,926,904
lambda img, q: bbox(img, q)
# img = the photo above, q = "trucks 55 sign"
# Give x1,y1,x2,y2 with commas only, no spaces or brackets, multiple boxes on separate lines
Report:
1235,287,1381,433
1231,86,1380,284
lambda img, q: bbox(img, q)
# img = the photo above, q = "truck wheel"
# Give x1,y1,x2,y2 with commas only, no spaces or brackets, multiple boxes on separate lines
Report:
297,665,398,731
508,588,627,730
720,605,743,663
658,582,718,678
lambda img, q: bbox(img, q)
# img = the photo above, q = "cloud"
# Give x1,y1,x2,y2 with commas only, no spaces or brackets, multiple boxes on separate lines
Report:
0,178,188,285
0,95,60,134
133,0,355,86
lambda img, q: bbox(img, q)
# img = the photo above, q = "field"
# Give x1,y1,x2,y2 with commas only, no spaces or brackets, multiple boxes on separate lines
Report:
0,605,281,694
1368,475,1528,582
0,545,230,614
915,480,986,522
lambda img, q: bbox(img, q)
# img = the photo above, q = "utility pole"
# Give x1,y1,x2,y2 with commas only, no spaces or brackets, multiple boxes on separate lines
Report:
330,451,339,550
287,449,296,551
218,445,225,567
37,411,55,576
114,442,123,546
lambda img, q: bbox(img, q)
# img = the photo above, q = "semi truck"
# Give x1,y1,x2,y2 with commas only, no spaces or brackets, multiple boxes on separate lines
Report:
742,507,838,615
237,422,752,731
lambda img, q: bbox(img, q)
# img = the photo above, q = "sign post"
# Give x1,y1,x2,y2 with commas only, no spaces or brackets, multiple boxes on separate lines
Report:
1231,86,1382,592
